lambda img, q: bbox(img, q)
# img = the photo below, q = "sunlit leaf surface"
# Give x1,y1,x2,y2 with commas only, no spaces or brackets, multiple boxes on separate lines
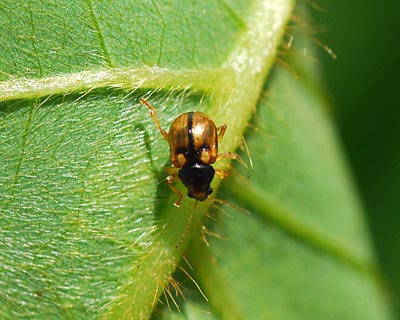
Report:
0,0,394,319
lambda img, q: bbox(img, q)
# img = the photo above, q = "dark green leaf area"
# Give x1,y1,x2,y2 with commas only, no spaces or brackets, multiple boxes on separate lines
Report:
203,65,394,320
208,208,391,320
235,66,373,264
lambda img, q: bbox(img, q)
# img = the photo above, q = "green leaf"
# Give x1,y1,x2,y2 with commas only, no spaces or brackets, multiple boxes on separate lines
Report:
188,65,394,319
0,1,394,320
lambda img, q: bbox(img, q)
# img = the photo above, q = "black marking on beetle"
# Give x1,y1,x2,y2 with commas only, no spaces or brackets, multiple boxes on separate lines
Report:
187,113,195,164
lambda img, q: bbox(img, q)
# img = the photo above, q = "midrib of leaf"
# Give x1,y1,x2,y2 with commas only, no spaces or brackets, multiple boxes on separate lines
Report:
106,1,295,319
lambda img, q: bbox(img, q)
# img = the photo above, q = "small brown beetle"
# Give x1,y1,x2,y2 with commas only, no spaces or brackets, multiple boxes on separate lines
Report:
140,98,240,207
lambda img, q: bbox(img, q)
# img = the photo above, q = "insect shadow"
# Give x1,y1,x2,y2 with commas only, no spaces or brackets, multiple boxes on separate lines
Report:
134,122,177,222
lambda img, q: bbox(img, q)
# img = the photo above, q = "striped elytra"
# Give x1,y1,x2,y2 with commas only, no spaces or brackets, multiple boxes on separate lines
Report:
168,112,219,169
140,98,233,206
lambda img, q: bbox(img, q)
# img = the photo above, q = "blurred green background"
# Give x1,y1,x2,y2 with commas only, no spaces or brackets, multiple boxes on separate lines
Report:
314,0,400,312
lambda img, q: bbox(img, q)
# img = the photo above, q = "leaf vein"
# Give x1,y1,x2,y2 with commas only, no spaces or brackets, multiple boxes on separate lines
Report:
85,0,113,68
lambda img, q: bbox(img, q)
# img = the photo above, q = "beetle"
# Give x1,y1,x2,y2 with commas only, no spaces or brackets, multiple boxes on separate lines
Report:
140,98,240,207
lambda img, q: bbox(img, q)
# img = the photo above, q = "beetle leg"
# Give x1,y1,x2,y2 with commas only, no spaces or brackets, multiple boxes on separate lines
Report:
166,176,184,207
215,169,229,179
216,152,249,170
165,167,183,207
216,124,227,143
140,98,169,142
217,151,237,161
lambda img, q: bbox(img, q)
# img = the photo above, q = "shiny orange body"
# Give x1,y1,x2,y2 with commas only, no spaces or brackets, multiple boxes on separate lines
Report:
140,98,234,206
168,112,219,168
